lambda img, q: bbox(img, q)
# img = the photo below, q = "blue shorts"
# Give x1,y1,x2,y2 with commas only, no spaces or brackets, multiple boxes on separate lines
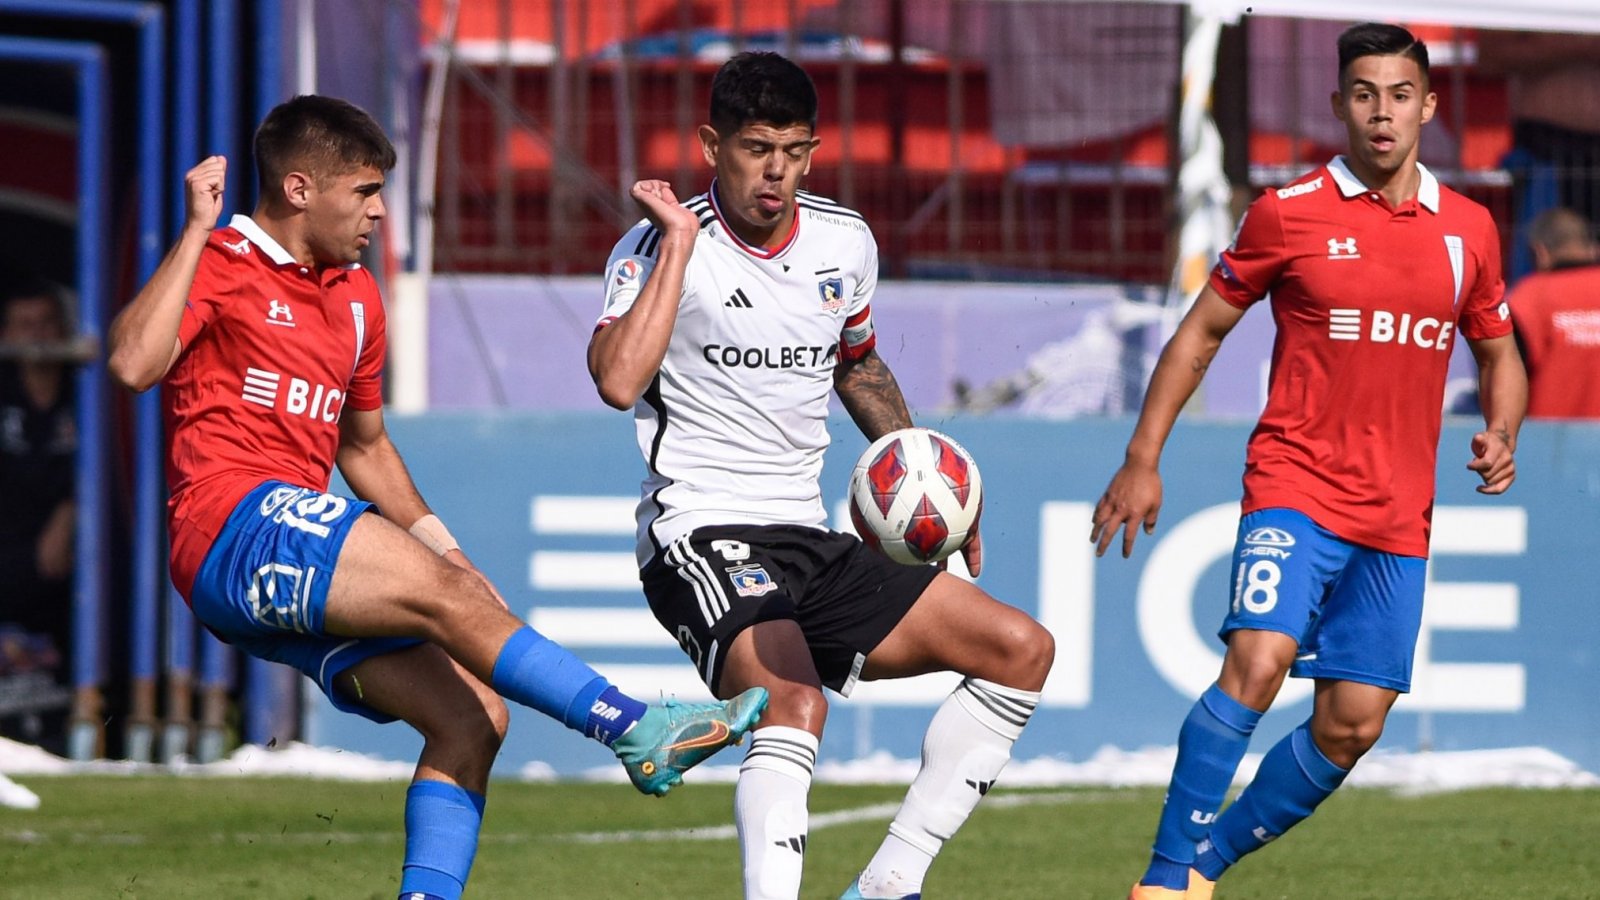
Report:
189,481,422,722
1219,507,1427,692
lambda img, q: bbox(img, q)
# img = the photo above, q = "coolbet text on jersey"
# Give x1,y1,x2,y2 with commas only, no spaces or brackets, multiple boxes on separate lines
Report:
164,214,387,598
597,182,878,566
1211,157,1512,557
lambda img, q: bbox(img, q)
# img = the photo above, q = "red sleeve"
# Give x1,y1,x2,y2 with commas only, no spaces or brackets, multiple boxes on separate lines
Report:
1457,211,1512,341
1208,191,1287,310
177,240,234,349
345,273,387,410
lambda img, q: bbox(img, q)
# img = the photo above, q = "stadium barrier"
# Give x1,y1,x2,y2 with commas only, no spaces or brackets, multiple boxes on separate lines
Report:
308,414,1600,778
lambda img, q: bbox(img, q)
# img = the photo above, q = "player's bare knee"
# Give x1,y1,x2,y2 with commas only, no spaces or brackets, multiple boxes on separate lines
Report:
997,617,1054,690
1224,656,1291,709
412,565,498,642
1312,715,1384,766
759,681,828,733
421,692,508,774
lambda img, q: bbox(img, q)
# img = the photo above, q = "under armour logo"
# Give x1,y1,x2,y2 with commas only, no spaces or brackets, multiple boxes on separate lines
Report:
773,835,808,854
268,299,295,322
1326,237,1360,259
222,237,251,255
966,778,995,796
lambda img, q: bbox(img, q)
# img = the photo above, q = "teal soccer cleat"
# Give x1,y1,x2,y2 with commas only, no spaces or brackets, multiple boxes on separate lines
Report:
839,877,921,900
612,686,768,796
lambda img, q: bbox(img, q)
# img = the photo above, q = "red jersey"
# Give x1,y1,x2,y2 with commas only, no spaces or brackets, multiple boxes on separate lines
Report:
1507,263,1600,419
1209,158,1511,557
164,215,387,598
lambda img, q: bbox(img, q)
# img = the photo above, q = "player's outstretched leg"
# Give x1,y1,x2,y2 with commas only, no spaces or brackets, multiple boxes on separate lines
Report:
489,626,767,795
325,514,765,795
613,685,770,796
1130,683,1263,899
842,678,1041,900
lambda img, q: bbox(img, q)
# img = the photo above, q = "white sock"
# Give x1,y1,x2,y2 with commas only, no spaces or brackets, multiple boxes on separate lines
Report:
735,726,818,900
855,678,1040,898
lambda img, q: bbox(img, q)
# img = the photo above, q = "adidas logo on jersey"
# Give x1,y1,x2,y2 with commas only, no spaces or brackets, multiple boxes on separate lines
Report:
725,288,754,309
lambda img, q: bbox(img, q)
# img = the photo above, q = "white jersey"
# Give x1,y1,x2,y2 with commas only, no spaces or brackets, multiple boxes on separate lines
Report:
599,182,880,565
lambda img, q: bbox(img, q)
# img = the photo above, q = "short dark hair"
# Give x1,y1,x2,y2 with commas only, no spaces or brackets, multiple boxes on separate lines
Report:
253,95,396,196
708,51,818,135
1529,207,1595,253
1337,23,1429,87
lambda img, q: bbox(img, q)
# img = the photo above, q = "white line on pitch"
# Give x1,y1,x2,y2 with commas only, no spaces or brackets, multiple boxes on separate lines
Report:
0,791,1115,847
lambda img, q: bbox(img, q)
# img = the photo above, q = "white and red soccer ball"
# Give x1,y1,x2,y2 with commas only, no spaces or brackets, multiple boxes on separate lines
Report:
848,427,983,565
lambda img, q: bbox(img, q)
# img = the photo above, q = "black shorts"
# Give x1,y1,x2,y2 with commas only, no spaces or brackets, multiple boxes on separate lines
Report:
640,524,940,697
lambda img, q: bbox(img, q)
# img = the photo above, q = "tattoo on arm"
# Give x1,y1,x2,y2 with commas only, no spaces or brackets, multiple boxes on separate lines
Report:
835,351,913,441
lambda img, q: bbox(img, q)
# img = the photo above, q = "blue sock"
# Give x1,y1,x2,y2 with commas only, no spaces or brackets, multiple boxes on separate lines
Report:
400,780,485,900
489,627,643,745
1141,684,1263,889
1194,721,1349,880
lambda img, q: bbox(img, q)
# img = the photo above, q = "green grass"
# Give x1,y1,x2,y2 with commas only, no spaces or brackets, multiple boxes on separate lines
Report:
0,777,1596,898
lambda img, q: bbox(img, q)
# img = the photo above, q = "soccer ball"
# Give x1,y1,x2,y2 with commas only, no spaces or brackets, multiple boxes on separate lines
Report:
848,427,983,565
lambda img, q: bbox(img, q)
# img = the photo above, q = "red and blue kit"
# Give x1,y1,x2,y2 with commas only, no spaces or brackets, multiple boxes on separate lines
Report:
1210,157,1511,557
164,214,387,598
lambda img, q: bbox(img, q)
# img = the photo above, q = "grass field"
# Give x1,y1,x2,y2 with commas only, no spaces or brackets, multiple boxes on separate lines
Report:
1,777,1596,899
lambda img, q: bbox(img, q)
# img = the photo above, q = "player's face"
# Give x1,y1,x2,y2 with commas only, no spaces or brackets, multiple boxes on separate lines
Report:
701,121,819,236
304,165,386,265
1,295,64,344
1332,54,1436,182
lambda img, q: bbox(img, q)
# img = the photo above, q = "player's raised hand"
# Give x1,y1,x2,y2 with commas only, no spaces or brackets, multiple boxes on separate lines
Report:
959,528,983,577
1468,429,1516,494
630,179,700,235
1090,461,1163,558
184,156,227,232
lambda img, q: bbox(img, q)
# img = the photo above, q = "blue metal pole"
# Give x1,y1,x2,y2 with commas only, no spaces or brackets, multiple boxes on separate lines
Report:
161,0,202,765
129,1,167,765
1,0,171,765
0,37,109,761
196,0,241,763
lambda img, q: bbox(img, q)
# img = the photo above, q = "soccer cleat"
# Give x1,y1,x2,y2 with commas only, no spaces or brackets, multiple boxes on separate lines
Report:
1127,884,1187,900
612,686,768,796
838,877,921,900
1186,869,1216,900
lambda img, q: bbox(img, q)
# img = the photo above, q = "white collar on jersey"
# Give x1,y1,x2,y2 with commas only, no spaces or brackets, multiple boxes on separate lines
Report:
225,213,363,270
1327,156,1440,213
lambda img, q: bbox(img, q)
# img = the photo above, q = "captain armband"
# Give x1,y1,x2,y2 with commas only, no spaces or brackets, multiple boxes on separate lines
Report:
409,513,461,556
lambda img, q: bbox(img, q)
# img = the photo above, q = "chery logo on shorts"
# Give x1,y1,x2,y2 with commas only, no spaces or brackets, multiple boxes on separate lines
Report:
1242,526,1295,560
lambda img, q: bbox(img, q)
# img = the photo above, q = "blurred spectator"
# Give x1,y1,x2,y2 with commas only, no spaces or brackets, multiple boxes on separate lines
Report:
0,277,76,678
1476,30,1600,280
1508,208,1600,419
